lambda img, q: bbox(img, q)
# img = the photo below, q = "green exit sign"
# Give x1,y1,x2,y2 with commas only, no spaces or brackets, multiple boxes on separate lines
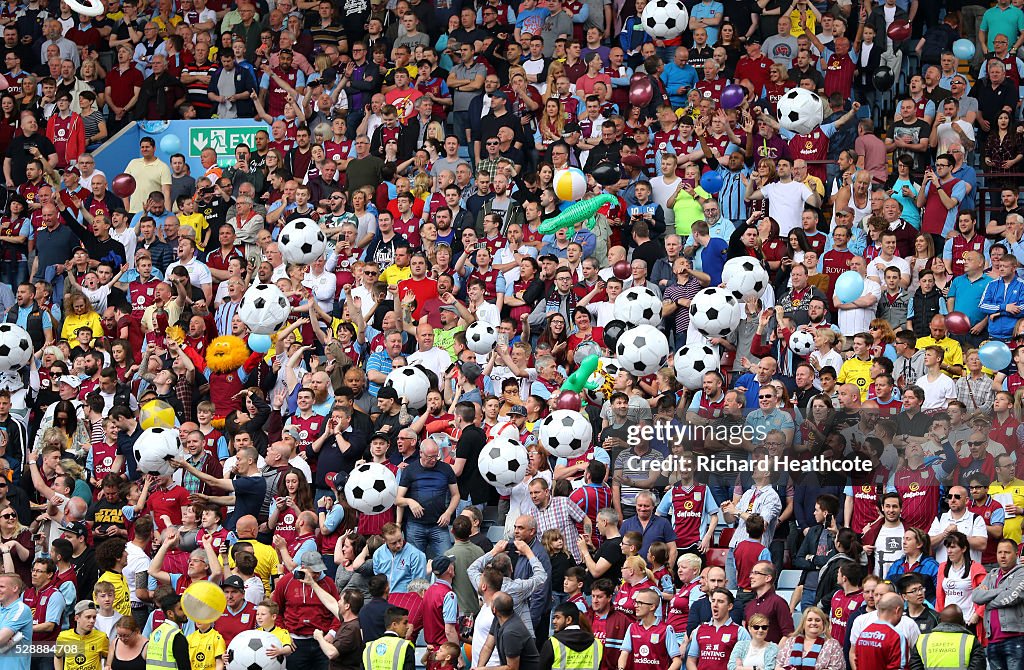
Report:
188,126,266,161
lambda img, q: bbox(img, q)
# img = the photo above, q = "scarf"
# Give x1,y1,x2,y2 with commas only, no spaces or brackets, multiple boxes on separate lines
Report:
787,636,823,668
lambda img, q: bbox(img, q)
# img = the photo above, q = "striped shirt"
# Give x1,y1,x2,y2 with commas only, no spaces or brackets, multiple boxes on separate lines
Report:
214,299,240,337
531,497,587,562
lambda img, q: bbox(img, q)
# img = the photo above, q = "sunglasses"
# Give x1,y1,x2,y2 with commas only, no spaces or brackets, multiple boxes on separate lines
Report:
0,513,16,519
750,625,769,631
968,440,986,447
758,394,774,400
946,493,962,500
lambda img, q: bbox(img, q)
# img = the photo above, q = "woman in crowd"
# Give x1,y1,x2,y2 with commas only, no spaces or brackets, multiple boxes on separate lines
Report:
774,606,844,670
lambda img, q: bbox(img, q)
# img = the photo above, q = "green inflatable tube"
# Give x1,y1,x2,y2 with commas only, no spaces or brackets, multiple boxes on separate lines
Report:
537,194,618,236
561,354,601,392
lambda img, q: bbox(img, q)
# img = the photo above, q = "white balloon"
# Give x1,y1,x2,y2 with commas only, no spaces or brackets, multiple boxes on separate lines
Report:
238,283,291,334
344,462,398,515
673,344,721,390
133,428,182,477
0,324,33,372
615,325,671,376
689,288,742,338
722,257,769,299
777,88,826,135
538,410,593,458
479,437,529,489
278,217,328,264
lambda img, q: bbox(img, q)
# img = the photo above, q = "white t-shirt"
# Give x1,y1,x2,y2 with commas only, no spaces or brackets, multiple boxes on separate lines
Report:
760,180,813,236
873,523,905,577
166,257,213,289
938,562,976,617
849,611,920,651
836,279,881,336
928,510,987,562
916,372,957,411
586,300,616,327
123,542,151,605
651,176,682,212
407,346,454,379
866,254,911,283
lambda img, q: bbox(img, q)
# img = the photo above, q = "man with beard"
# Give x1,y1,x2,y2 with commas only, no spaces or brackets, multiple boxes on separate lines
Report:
777,264,829,327
365,212,410,270
476,173,524,236
148,593,192,667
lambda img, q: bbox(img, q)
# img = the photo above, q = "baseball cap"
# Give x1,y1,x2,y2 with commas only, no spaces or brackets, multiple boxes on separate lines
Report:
300,551,327,573
745,37,762,46
508,405,526,416
75,600,98,615
60,521,87,536
432,555,452,574
65,166,81,177
458,361,483,382
622,155,644,169
370,431,392,442
491,90,508,100
222,576,245,591
440,305,459,313
282,425,301,440
328,471,349,490
58,375,82,389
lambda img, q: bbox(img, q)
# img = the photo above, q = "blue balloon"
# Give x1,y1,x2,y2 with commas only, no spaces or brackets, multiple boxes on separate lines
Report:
700,171,723,194
979,340,1012,371
159,134,181,154
248,334,272,354
952,39,975,61
833,271,864,304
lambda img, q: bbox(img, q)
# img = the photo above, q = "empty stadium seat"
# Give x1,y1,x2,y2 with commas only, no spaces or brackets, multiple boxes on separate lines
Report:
778,569,802,590
707,548,728,568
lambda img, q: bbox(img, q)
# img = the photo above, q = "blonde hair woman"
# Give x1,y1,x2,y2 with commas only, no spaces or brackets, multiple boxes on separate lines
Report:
728,613,779,670
774,606,844,670
614,555,658,620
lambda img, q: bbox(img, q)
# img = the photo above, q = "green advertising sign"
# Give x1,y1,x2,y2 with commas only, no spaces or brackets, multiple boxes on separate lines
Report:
188,126,266,167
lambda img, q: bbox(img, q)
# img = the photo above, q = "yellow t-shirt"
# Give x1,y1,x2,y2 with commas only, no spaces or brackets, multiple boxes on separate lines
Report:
789,8,816,37
380,264,412,287
915,336,964,374
838,356,874,400
95,571,130,617
260,626,293,649
990,480,1024,541
56,628,109,670
178,212,211,251
229,540,279,594
60,311,102,347
188,627,226,670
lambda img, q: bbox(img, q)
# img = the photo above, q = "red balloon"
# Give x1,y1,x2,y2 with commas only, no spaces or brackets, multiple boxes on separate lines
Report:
629,78,654,107
887,19,911,41
613,261,631,280
945,311,971,335
556,391,582,412
111,173,136,199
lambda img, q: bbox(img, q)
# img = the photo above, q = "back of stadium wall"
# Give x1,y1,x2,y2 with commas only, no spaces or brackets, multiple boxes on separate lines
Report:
94,119,273,181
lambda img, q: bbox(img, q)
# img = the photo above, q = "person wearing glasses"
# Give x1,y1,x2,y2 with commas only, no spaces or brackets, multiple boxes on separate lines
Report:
618,587,682,670
897,574,939,634
914,152,966,252
928,485,989,564
727,613,778,670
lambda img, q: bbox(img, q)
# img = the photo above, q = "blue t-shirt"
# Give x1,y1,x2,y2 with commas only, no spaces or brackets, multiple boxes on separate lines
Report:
227,476,267,530
399,460,457,525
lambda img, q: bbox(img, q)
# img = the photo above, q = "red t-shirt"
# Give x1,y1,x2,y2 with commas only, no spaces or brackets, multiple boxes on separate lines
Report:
143,485,191,533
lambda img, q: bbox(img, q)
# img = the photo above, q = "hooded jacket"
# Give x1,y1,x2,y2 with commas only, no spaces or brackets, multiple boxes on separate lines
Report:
538,626,601,670
973,564,1024,636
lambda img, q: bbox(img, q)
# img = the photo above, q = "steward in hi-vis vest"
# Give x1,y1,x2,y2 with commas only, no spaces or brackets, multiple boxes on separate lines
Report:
907,607,984,670
540,603,604,670
363,606,414,670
